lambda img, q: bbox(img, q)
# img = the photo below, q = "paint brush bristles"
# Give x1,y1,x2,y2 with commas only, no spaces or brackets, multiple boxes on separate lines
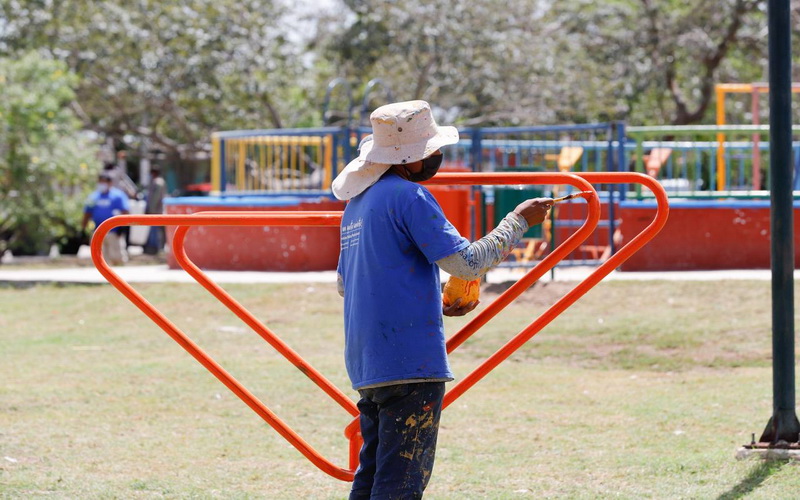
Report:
552,191,594,203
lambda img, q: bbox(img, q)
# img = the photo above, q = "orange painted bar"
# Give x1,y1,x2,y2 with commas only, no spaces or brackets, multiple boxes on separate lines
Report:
91,213,355,482
92,172,668,482
176,175,597,477
432,174,600,354
442,172,669,409
171,224,358,417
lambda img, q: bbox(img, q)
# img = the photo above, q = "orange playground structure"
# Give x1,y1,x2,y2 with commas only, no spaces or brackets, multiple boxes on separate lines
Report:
92,172,668,481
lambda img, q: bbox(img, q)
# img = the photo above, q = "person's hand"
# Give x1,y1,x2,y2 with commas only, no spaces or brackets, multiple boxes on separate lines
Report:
513,198,554,227
443,297,479,317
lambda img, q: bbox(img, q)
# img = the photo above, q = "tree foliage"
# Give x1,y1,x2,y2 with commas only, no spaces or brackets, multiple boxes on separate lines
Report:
0,0,320,159
321,0,770,126
0,52,98,255
0,0,781,255
0,0,780,154
321,0,562,125
547,0,766,125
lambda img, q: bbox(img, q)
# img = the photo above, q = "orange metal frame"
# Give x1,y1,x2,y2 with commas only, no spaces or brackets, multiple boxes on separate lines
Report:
91,172,668,482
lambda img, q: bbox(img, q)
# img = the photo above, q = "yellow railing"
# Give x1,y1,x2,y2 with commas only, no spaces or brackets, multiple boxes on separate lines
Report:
715,83,800,191
211,135,221,193
211,133,335,193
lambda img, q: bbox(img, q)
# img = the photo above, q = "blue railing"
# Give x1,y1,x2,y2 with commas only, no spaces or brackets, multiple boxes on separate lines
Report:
210,121,800,268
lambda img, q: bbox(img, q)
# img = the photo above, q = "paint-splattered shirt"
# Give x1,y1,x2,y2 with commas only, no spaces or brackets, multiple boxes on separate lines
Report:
338,172,469,390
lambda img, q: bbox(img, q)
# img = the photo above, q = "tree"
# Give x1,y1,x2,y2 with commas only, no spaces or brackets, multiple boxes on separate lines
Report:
548,0,766,125
0,0,320,160
319,0,562,126
321,0,768,126
0,52,99,255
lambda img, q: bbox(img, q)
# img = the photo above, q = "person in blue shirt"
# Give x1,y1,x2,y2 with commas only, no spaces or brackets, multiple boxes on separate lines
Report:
332,101,553,499
82,172,130,265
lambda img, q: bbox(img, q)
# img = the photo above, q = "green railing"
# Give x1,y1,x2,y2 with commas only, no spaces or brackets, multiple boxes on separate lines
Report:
626,125,800,196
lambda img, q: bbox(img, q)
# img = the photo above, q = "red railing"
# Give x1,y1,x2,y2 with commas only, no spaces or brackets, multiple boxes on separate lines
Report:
91,172,668,482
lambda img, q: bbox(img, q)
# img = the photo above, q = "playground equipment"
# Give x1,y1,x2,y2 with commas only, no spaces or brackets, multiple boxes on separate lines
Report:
210,129,338,193
644,148,672,178
715,83,800,190
626,124,800,195
198,122,623,270
454,123,623,265
554,146,585,172
92,171,668,481
186,117,798,272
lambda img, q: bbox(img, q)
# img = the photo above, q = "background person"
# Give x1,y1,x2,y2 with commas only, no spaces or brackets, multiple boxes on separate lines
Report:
143,165,167,255
102,160,137,251
333,100,553,499
82,172,130,265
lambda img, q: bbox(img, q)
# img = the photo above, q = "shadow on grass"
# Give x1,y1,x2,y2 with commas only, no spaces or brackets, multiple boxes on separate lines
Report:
716,461,787,500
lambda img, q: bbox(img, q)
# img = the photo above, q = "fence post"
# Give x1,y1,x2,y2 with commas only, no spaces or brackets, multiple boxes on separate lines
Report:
468,128,482,241
617,122,627,202
606,124,617,256
211,134,221,194
219,139,227,194
343,126,354,165
469,128,482,173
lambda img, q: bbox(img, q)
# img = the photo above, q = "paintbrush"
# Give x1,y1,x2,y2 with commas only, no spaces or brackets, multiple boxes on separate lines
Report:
552,191,594,203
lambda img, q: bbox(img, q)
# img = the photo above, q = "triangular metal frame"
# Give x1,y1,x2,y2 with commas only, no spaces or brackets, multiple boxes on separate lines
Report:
92,172,668,481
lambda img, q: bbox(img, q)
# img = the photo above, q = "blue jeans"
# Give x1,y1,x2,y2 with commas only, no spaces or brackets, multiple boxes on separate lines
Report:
349,382,446,500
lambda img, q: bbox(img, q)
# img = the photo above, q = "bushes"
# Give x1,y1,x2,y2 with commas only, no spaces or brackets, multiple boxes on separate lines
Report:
0,53,99,256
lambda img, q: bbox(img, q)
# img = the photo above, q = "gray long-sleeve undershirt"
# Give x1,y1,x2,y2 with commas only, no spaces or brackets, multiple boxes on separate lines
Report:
435,212,529,280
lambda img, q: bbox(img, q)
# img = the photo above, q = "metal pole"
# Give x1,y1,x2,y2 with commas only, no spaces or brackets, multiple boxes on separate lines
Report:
759,0,800,445
617,122,627,202
219,140,227,194
606,124,617,256
752,88,762,190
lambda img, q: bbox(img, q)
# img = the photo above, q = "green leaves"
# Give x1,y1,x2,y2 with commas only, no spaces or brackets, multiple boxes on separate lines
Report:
321,0,767,126
1,0,317,157
0,52,97,255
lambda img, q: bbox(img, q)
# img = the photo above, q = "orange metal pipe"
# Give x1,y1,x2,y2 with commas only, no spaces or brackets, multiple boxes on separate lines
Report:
91,214,354,481
98,213,342,228
180,175,597,474
432,176,600,353
93,172,668,482
442,172,669,409
170,223,358,417
169,214,366,473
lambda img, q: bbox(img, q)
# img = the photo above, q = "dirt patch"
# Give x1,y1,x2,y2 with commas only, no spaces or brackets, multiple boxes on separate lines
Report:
482,280,580,306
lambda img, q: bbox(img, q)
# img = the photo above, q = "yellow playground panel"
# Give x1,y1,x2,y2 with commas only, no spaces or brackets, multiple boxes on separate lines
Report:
544,146,584,172
211,133,335,193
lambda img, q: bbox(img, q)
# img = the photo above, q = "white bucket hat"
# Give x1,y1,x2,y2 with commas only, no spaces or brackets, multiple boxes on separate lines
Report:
331,100,460,200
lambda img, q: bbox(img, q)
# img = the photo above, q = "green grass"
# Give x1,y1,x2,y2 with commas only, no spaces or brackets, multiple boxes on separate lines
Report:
1,280,798,498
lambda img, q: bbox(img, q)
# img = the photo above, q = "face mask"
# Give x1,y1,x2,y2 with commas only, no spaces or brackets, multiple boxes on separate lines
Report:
408,154,443,182
97,183,110,193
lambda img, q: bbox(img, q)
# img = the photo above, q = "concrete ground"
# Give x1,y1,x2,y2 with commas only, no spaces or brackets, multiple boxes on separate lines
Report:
0,257,793,286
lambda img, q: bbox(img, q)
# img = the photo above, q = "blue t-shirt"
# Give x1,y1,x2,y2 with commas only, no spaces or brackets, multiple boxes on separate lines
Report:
337,173,470,389
84,187,130,230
